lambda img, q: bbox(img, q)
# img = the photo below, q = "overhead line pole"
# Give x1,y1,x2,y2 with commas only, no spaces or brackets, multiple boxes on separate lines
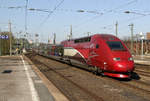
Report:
9,20,12,56
87,32,90,36
25,0,28,32
70,25,72,39
115,21,118,37
53,33,56,45
24,0,28,50
129,23,134,55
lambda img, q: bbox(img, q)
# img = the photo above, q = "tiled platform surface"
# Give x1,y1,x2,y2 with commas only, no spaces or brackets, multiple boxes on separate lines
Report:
0,55,68,101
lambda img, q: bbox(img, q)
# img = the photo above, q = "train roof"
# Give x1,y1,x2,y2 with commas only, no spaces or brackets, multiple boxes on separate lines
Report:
61,34,118,43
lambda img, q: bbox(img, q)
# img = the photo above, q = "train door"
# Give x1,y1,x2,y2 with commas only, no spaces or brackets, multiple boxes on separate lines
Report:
88,41,95,65
88,40,100,66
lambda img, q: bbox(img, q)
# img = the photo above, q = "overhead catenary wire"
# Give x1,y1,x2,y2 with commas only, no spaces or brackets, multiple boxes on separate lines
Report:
38,0,65,28
100,9,150,29
3,0,138,38
73,0,138,34
35,0,65,43
26,0,138,36
110,0,138,12
118,13,150,32
4,0,143,42
97,11,150,38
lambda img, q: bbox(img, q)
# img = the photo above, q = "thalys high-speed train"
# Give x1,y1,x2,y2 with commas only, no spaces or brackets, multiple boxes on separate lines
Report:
39,34,134,78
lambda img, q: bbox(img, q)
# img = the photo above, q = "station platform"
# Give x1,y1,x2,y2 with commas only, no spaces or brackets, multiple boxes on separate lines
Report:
0,55,69,101
133,55,150,65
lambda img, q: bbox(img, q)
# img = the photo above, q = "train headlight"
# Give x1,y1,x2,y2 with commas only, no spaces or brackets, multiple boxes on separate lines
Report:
118,64,123,67
113,58,120,61
128,57,133,61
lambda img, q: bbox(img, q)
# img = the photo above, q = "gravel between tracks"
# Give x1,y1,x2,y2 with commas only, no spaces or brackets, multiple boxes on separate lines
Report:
26,53,150,101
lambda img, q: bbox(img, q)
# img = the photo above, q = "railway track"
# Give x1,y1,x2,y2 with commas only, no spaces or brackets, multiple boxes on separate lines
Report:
134,64,150,71
27,53,104,101
103,65,150,95
117,79,150,93
35,59,104,101
26,53,150,101
134,69,150,77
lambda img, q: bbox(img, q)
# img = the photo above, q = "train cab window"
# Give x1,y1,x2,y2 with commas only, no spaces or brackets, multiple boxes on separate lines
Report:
107,41,126,50
96,44,99,49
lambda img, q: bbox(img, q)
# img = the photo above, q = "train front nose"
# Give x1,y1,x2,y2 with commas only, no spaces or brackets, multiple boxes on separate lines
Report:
113,61,134,72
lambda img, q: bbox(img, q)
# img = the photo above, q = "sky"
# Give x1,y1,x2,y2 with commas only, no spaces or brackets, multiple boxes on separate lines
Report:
0,0,150,43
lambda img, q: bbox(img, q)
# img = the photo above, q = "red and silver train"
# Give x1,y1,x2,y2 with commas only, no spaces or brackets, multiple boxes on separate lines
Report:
38,34,134,78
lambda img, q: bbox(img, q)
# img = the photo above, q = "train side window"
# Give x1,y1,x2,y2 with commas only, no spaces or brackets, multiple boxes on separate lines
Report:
96,44,99,48
74,37,91,43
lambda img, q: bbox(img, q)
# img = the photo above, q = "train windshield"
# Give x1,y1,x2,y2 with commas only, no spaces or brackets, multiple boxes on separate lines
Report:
107,41,126,51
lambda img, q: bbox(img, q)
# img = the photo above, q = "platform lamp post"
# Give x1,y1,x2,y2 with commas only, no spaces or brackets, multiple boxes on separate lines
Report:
139,32,144,58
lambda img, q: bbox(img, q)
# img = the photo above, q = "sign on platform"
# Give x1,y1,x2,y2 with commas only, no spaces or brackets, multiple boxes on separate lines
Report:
0,35,9,39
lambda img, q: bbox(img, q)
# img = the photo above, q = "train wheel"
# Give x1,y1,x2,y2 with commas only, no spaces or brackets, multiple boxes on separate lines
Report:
93,66,99,75
68,60,73,66
93,66,105,76
100,72,105,77
98,68,105,77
